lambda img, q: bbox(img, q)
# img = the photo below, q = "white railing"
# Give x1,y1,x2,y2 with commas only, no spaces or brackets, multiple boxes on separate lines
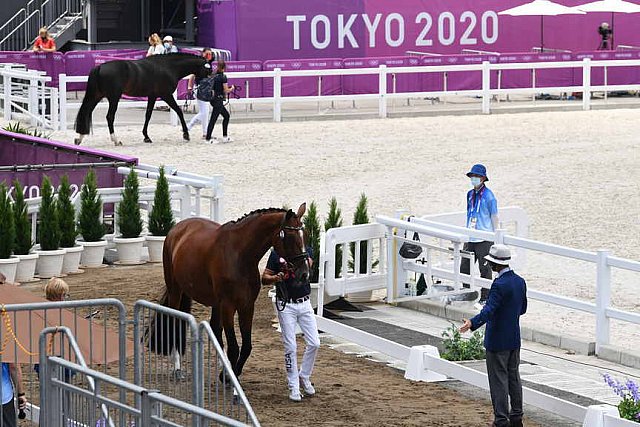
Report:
1,67,58,129
318,212,640,355
21,163,223,246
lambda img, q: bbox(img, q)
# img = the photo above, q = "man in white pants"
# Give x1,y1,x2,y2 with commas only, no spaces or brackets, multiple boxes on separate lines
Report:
187,48,213,139
262,249,320,402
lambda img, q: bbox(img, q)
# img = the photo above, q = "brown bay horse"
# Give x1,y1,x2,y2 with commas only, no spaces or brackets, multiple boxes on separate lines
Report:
147,204,309,380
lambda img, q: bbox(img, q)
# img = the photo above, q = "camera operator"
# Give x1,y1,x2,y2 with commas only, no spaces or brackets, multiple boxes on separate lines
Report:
598,22,613,50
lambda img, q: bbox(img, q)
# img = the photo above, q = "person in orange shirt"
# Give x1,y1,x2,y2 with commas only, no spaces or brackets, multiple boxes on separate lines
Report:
32,27,56,52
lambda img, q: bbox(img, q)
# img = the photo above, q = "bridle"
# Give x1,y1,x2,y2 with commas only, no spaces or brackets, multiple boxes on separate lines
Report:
278,225,309,267
274,224,309,312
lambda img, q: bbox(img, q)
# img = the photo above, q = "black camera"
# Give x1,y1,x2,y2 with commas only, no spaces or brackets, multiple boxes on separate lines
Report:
598,25,612,39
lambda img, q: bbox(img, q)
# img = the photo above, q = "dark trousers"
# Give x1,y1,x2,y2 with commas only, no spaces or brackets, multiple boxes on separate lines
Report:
461,240,493,301
2,398,16,427
486,349,523,427
206,97,230,139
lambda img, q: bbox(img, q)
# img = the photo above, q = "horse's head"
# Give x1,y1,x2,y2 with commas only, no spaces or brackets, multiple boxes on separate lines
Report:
195,60,213,79
273,203,310,285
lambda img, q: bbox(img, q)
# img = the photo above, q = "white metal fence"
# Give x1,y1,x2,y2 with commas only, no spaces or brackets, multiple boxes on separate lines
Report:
1,66,58,129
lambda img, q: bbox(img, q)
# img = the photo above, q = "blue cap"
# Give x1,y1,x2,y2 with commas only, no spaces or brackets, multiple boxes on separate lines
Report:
466,164,488,181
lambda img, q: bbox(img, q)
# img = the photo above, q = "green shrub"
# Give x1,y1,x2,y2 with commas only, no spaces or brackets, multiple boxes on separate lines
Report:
303,201,321,283
117,168,143,238
38,176,60,251
12,181,32,255
441,324,485,361
57,175,78,248
324,197,343,278
148,166,175,236
0,184,16,259
78,170,105,242
2,122,51,139
350,193,371,274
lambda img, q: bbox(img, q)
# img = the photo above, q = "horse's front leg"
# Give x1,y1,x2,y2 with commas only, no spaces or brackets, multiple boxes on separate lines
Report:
161,94,190,141
234,303,255,378
143,97,157,143
170,348,185,381
106,95,123,146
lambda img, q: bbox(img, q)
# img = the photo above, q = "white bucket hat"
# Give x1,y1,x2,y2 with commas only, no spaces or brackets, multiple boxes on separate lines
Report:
484,244,512,265
163,35,173,42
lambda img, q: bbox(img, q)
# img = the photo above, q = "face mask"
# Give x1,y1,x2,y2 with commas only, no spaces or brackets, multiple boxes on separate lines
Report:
164,43,170,49
470,177,482,187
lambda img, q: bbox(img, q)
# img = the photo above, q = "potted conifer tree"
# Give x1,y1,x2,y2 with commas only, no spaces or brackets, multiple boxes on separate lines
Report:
78,170,107,268
13,180,38,282
303,201,321,308
0,184,19,283
146,166,175,263
58,175,84,274
347,193,374,303
114,168,145,264
35,176,65,279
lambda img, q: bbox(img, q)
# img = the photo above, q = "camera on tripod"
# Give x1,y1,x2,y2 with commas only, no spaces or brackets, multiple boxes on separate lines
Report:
598,22,612,40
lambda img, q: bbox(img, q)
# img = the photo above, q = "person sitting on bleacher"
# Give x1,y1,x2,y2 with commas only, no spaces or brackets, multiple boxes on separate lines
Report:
32,27,57,53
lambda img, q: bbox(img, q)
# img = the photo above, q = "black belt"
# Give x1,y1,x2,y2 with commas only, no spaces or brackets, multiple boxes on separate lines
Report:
286,295,310,304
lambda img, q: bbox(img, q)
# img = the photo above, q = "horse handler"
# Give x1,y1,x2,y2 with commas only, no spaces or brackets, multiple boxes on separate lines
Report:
262,249,319,402
460,244,527,427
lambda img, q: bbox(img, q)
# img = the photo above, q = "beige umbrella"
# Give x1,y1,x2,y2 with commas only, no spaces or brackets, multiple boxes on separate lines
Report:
0,285,132,364
499,0,586,51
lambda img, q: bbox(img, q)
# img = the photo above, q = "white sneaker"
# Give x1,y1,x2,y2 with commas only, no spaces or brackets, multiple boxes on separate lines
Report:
300,378,315,396
288,388,302,402
221,136,233,143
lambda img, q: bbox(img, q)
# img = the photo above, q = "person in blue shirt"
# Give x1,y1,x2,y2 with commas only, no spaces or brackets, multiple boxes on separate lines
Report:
461,164,499,304
460,244,527,427
1,363,27,426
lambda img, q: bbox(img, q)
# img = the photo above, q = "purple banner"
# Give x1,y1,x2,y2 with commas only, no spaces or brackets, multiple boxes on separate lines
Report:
574,50,640,86
197,0,640,61
226,61,264,98
264,58,343,97
0,130,137,199
496,52,574,89
343,56,422,95
0,51,64,86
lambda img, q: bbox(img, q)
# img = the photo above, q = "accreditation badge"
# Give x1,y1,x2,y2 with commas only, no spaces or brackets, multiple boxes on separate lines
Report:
469,216,478,229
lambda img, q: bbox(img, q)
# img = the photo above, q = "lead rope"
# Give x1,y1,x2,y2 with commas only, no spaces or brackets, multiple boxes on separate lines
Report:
0,305,56,356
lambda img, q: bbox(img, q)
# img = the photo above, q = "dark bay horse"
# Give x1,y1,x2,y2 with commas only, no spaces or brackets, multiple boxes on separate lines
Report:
74,53,211,146
148,204,310,380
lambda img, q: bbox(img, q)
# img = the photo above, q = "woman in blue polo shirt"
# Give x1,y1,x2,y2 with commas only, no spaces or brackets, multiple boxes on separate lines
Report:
461,164,498,304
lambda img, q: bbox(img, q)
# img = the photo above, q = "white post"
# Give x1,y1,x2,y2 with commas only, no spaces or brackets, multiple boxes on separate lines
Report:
582,58,592,111
595,249,611,354
317,232,326,317
273,68,282,122
3,73,11,121
28,78,38,126
170,90,178,126
385,225,396,303
378,65,387,118
51,87,58,130
59,74,67,130
481,61,491,114
453,242,462,290
494,228,506,244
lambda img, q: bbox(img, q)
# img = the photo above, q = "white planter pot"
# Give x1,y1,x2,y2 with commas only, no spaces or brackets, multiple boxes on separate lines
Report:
61,245,84,274
35,249,66,279
146,235,166,263
114,236,146,265
346,290,374,303
0,257,20,283
79,240,107,268
15,253,39,283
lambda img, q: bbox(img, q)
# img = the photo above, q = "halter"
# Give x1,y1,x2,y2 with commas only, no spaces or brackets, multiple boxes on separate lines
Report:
278,225,309,266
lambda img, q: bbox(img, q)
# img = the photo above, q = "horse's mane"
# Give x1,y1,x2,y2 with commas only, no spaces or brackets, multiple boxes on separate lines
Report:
223,207,288,228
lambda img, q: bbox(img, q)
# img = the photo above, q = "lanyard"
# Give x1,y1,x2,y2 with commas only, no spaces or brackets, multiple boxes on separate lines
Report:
469,186,485,215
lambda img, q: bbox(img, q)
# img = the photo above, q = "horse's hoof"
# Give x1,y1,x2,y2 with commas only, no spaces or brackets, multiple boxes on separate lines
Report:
171,369,186,382
183,132,190,141
116,141,123,146
73,138,81,146
144,137,152,144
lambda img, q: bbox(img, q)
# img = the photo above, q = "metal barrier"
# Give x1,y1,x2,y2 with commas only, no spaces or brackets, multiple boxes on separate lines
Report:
199,322,260,426
133,300,200,409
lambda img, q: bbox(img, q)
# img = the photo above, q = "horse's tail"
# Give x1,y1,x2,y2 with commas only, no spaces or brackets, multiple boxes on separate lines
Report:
144,232,192,356
75,66,102,135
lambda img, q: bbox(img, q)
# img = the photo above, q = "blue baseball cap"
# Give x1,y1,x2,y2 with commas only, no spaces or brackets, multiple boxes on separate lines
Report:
466,164,488,181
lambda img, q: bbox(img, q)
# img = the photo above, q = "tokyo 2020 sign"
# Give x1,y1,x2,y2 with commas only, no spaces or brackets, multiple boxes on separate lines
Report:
197,0,639,60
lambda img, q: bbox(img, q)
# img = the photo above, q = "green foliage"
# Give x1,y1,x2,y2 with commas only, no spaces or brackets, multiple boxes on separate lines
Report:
78,170,105,242
303,201,321,283
148,166,175,236
57,175,77,248
350,193,371,274
117,168,143,238
441,323,485,361
0,184,16,259
2,122,51,139
12,181,32,255
603,374,640,423
38,176,60,251
324,197,343,278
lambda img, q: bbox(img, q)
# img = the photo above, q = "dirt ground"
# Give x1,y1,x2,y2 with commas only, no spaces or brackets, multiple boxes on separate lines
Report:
31,263,542,427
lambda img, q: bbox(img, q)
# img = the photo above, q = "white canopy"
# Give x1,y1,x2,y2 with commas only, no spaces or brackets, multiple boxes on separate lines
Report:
499,0,586,16
574,0,640,13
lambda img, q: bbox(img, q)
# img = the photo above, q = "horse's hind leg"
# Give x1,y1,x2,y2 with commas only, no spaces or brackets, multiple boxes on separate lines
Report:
106,95,123,146
142,97,156,143
234,304,255,378
161,94,190,141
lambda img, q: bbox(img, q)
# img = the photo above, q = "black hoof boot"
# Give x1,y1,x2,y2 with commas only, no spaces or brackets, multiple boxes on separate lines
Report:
183,132,190,141
171,369,186,382
73,138,81,146
144,137,152,144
